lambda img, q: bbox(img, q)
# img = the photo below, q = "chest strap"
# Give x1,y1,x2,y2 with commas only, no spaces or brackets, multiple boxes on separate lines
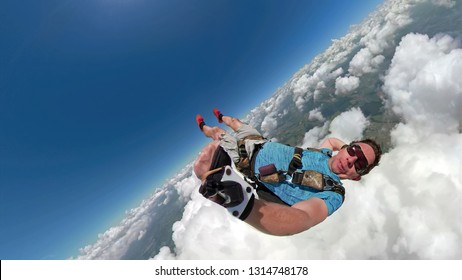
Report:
288,147,345,202
291,171,345,202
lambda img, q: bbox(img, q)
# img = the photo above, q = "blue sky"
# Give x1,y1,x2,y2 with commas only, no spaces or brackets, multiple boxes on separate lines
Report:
0,0,384,259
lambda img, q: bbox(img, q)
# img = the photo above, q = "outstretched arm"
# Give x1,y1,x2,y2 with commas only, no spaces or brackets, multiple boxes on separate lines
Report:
244,198,328,236
319,137,347,151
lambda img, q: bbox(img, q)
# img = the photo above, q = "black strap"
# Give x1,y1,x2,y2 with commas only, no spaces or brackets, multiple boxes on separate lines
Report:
249,143,263,179
288,147,303,176
256,184,290,206
332,186,345,202
209,146,232,170
239,195,255,220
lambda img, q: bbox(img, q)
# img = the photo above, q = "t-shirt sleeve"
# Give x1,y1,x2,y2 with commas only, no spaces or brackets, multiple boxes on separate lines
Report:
319,191,343,216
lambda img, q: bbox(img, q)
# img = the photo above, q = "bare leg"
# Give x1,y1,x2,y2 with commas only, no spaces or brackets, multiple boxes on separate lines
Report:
198,110,244,136
193,111,244,180
213,108,244,132
196,114,226,141
201,125,225,141
194,140,220,180
221,115,244,132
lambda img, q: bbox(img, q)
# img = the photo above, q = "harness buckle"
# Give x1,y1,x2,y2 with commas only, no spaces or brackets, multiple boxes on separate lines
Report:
290,170,340,191
291,171,303,184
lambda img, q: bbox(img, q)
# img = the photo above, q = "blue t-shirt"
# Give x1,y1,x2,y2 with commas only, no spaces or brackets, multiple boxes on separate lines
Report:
253,142,343,216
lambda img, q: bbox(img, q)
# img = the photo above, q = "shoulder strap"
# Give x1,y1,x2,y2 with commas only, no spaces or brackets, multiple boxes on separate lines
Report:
288,147,303,176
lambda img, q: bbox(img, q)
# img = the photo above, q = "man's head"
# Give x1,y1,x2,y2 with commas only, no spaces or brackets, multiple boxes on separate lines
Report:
329,139,382,180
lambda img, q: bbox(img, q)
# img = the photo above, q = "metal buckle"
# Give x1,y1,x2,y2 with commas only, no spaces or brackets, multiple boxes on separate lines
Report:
291,171,303,184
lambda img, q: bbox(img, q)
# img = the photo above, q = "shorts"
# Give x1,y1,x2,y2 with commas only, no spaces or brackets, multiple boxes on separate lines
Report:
219,124,267,164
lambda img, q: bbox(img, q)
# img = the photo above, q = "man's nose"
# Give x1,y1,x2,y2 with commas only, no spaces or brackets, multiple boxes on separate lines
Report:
347,155,357,167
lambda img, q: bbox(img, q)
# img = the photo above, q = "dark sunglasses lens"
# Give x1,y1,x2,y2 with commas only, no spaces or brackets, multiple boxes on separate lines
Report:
346,146,354,156
348,145,368,174
355,160,367,173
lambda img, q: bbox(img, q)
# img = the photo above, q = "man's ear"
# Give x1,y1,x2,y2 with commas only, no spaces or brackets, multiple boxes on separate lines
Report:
352,176,361,181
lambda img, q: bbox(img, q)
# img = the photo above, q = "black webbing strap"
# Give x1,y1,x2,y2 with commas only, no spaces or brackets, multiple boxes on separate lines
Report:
249,143,263,179
288,147,303,176
332,186,345,202
209,146,232,170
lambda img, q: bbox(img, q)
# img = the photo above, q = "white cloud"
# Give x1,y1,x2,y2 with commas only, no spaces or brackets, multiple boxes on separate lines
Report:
308,107,325,122
349,48,385,76
327,107,370,143
374,134,461,259
428,0,456,8
291,74,313,96
260,114,278,136
335,76,361,95
290,66,344,110
346,0,424,78
379,32,462,258
302,107,369,150
383,33,462,141
300,122,330,148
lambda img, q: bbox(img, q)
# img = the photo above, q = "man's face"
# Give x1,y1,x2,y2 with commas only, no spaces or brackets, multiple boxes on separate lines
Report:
328,143,376,180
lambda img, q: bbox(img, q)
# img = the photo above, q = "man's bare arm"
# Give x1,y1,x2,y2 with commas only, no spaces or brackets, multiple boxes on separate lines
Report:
319,137,346,151
244,198,328,236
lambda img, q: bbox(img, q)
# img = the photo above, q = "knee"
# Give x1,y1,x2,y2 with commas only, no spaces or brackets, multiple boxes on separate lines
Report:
211,127,225,140
229,118,243,130
194,154,210,180
194,152,209,178
193,160,205,180
229,117,239,125
193,141,220,179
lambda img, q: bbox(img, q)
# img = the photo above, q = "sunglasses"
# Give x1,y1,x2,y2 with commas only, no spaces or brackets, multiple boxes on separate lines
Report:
346,144,369,175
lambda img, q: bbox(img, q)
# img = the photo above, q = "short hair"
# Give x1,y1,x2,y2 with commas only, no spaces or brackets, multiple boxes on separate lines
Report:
350,138,382,175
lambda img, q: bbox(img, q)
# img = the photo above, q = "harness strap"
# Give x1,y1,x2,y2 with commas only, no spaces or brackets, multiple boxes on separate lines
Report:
292,171,345,202
237,135,265,158
288,147,303,176
236,135,265,177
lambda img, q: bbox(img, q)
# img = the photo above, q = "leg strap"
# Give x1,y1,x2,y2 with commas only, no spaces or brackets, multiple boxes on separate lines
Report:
199,166,255,220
